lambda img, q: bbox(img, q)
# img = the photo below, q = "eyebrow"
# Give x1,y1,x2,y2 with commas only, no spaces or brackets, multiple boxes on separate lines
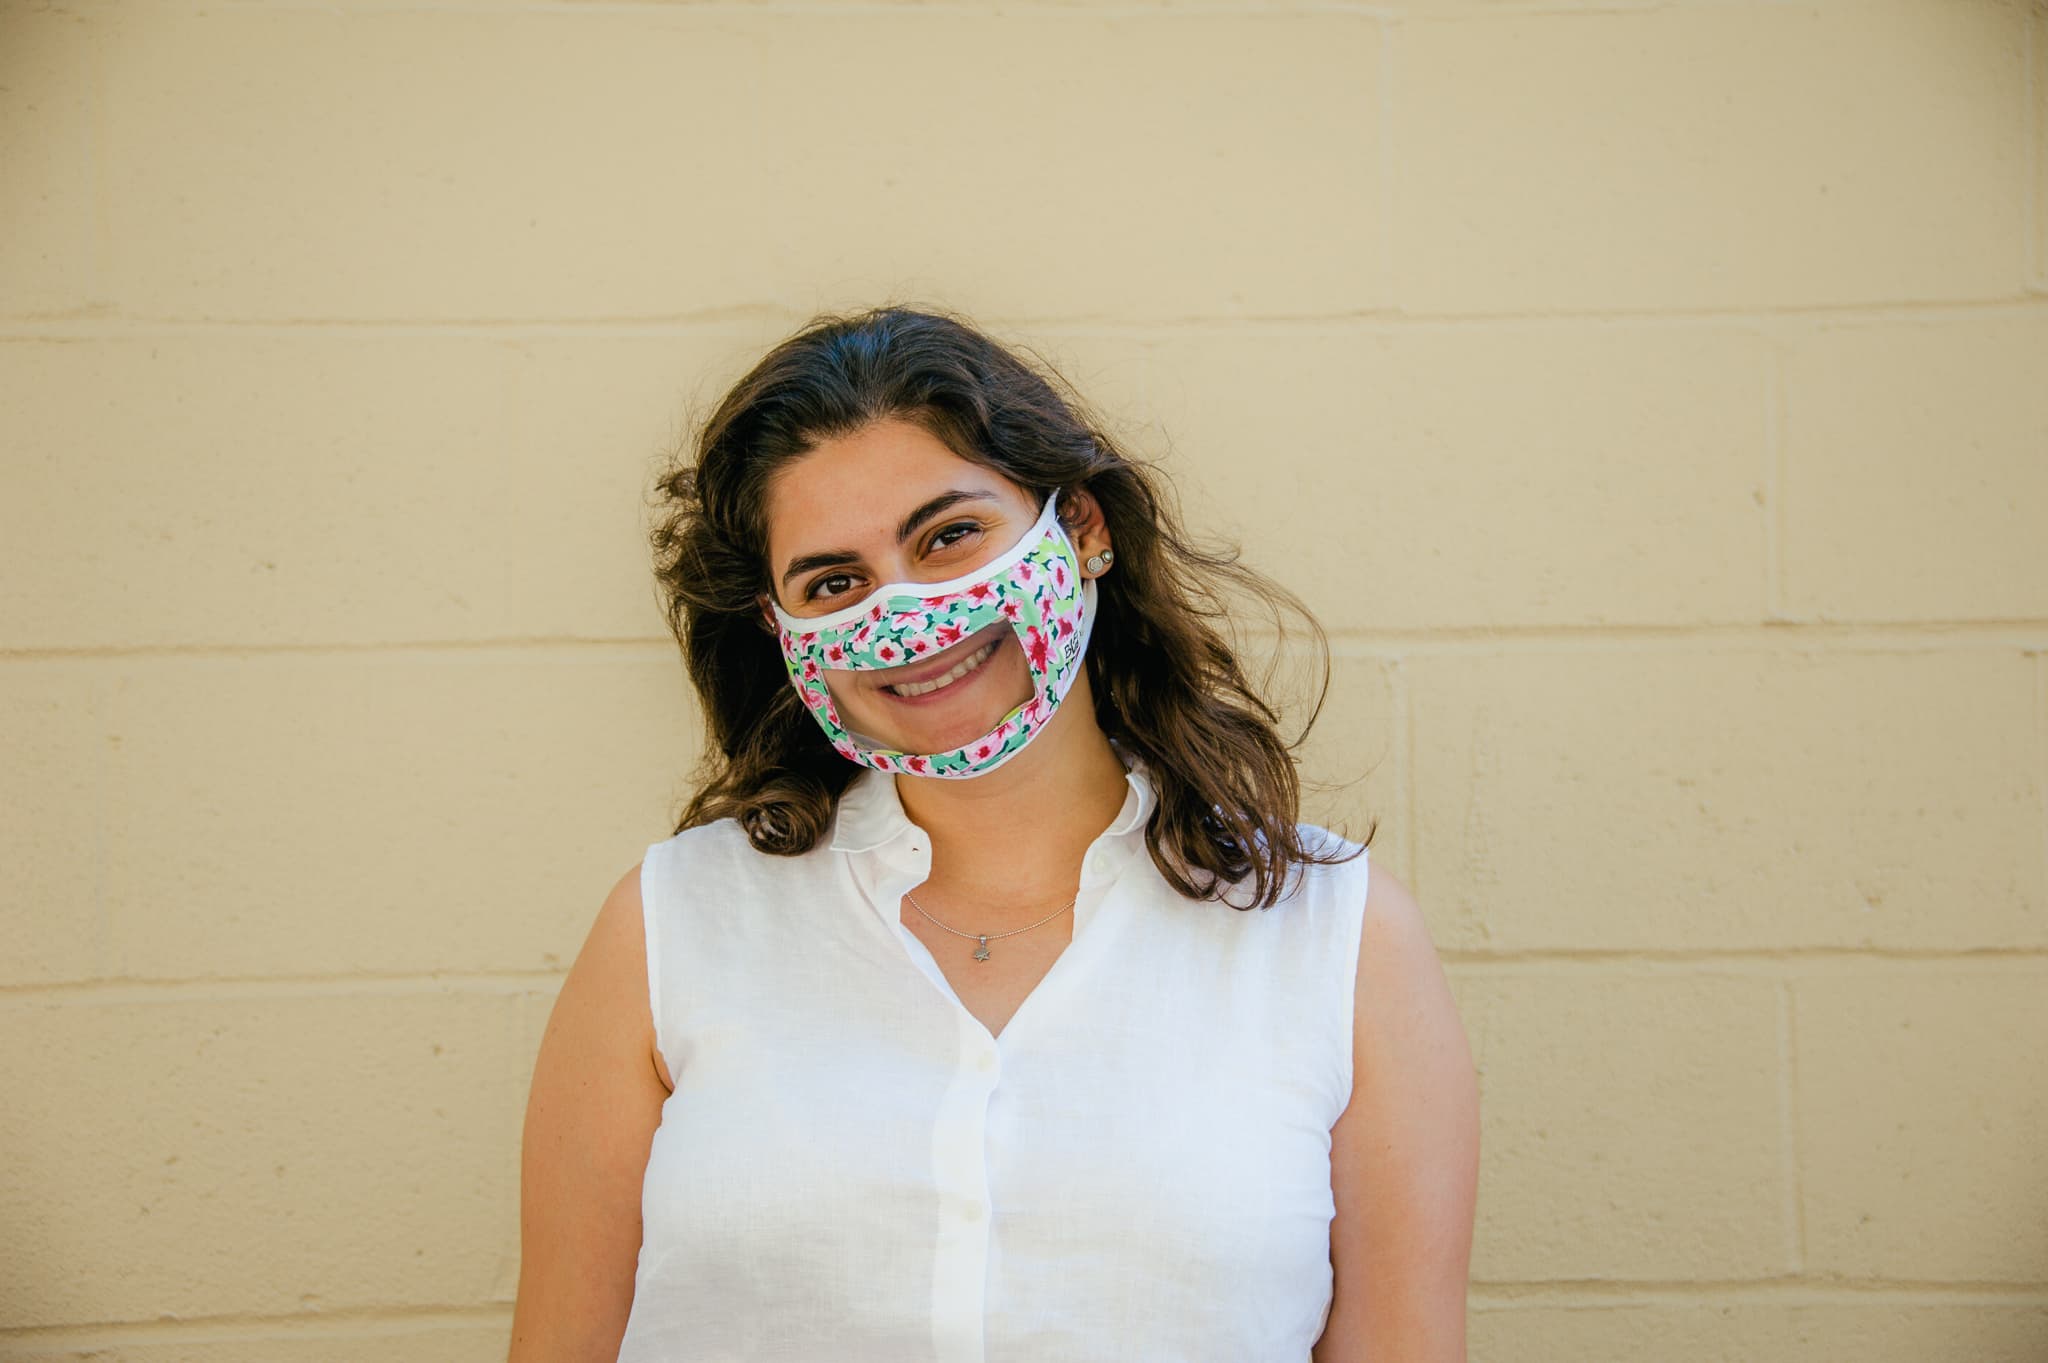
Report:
779,489,1005,592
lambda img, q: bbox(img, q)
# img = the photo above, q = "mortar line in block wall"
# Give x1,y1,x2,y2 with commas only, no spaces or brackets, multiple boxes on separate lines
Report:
1394,654,1415,886
0,1305,519,1349
12,1284,2047,1350
1317,628,2048,653
0,972,571,1006
1298,628,2048,655
1463,1282,2048,1305
2038,650,2047,937
2029,1,2043,291
7,299,2048,343
90,669,113,981
1438,950,2048,972
23,954,2048,1007
1377,14,1398,312
1777,979,1805,1274
15,626,2048,668
0,637,680,663
134,0,1876,14
1763,331,1788,624
173,0,1410,14
84,0,110,311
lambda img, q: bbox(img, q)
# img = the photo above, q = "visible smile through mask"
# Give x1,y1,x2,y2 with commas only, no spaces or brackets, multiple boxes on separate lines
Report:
770,490,1097,779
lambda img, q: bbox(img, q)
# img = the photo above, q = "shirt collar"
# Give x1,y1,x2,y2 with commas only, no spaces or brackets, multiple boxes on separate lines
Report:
830,744,1158,856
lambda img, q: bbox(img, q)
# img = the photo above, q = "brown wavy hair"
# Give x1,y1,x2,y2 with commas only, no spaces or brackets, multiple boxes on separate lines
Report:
647,302,1371,910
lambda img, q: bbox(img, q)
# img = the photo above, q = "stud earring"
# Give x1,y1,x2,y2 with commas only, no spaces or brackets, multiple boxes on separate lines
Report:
1085,549,1114,575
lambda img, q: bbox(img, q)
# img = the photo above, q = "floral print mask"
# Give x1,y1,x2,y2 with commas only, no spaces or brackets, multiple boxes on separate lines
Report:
770,490,1097,779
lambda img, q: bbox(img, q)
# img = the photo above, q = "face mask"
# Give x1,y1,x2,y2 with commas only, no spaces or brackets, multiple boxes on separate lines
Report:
769,490,1097,779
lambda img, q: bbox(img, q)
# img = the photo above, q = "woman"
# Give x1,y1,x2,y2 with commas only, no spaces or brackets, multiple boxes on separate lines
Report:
510,304,1479,1363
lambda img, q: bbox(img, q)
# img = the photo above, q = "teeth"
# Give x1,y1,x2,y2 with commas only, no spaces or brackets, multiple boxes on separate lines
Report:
887,638,998,697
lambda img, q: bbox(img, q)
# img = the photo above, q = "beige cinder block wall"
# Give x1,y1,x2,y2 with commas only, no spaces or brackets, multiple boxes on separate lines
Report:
3,0,2045,1359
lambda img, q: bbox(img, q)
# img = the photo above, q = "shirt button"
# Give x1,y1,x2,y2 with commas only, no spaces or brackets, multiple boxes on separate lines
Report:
962,1201,985,1222
976,1052,995,1073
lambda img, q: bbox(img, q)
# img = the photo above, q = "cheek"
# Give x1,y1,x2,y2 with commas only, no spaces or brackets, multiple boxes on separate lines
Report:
999,637,1035,702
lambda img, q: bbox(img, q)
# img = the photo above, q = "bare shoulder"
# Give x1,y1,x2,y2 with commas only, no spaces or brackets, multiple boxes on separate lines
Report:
1345,855,1473,1111
509,859,673,1361
1315,856,1479,1363
585,858,672,1093
1354,858,1446,1008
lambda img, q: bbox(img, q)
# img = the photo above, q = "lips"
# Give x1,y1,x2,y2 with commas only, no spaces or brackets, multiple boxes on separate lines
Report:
878,627,1001,688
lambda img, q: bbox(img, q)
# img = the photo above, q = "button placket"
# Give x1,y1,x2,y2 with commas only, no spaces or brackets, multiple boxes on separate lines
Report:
815,763,1156,1362
927,1017,996,1363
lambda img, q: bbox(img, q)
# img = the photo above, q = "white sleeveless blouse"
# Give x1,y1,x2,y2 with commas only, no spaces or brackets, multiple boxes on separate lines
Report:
618,754,1370,1363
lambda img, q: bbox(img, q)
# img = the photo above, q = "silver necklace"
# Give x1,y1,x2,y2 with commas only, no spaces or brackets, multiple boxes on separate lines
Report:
902,888,1075,963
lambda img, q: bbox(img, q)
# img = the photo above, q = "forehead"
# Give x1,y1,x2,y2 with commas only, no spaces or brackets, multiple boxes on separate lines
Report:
763,419,1013,564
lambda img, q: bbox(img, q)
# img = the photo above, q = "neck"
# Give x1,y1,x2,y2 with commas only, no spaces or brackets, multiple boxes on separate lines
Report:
892,708,1132,896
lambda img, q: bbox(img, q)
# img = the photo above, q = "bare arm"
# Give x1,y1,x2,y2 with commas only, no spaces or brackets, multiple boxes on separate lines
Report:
508,861,673,1363
1313,859,1481,1363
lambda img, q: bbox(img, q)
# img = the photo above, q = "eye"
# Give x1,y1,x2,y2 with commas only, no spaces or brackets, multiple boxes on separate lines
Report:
804,572,855,602
801,521,983,602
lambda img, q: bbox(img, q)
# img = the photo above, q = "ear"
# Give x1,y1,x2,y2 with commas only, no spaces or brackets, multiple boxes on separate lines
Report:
1060,486,1113,573
756,592,780,635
